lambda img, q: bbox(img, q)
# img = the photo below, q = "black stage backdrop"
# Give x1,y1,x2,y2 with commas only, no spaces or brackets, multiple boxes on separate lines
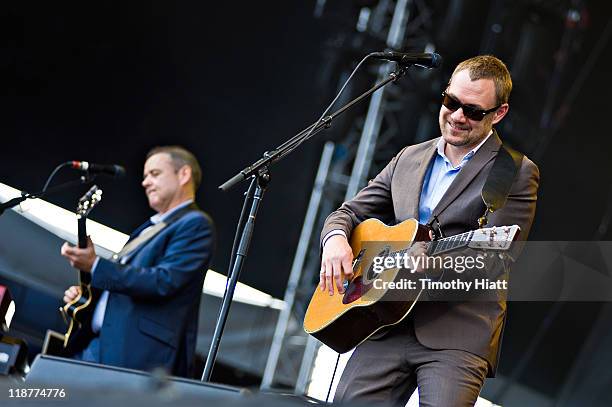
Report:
0,1,332,298
0,1,612,297
1,0,612,297
3,0,612,401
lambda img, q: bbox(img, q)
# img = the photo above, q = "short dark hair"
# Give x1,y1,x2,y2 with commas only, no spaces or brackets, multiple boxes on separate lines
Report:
452,55,513,105
146,146,202,191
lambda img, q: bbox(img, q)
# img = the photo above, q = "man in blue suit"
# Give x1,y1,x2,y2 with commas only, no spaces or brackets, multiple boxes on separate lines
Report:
61,146,214,377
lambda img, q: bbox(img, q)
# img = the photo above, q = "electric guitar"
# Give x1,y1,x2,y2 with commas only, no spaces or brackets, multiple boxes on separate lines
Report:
60,185,102,352
303,218,520,353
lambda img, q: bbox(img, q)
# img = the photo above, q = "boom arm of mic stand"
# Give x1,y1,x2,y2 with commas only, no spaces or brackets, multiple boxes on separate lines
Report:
202,63,409,382
218,64,408,192
0,176,96,217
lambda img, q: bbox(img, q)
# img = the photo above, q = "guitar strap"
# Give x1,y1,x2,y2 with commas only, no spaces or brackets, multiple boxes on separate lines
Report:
111,203,199,263
477,142,524,228
428,139,524,238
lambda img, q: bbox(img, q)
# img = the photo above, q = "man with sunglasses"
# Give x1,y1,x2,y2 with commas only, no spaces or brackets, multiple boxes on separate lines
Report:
319,55,539,406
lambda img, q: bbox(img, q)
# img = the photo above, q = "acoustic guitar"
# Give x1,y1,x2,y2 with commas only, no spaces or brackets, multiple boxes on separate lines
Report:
303,218,520,353
60,185,102,352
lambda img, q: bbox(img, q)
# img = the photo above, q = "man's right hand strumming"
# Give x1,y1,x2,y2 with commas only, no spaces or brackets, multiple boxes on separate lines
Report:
320,234,354,296
63,286,81,304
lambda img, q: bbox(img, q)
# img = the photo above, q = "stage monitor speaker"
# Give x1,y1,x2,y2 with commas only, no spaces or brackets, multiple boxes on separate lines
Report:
0,335,27,376
26,355,248,399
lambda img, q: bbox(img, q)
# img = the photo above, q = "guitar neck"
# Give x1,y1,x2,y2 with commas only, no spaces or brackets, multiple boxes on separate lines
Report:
387,231,473,259
77,215,87,249
427,231,474,256
77,215,92,285
382,223,519,267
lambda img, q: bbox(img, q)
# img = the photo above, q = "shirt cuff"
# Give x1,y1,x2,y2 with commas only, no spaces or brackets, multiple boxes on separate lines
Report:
91,257,100,275
322,230,347,247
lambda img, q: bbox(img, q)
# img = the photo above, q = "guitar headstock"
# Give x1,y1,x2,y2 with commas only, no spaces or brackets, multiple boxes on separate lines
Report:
468,225,520,251
77,185,103,218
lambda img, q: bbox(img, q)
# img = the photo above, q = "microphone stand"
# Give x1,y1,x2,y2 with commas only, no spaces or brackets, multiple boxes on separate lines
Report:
201,62,411,382
0,176,96,217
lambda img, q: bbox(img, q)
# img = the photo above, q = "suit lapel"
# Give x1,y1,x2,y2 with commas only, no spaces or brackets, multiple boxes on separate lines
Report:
405,139,438,219
429,131,502,221
114,203,199,263
116,221,168,261
127,220,153,242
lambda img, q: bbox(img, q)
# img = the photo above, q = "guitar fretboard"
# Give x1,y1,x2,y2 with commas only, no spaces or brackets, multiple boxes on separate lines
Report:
427,230,474,255
384,230,475,260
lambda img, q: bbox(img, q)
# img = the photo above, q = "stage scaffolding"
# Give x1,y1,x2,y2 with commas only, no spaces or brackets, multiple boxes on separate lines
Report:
260,0,440,392
262,0,595,403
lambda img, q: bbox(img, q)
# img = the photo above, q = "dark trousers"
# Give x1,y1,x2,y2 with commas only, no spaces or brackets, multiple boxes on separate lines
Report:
334,319,489,407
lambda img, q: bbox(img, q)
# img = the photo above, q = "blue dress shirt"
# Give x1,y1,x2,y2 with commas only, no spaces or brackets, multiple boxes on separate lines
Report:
418,132,492,225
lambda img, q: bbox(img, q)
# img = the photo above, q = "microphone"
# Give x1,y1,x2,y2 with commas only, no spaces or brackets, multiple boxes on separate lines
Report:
371,51,442,68
71,161,126,178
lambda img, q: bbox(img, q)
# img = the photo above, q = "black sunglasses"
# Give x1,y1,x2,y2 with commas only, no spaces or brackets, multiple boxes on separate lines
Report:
441,92,500,121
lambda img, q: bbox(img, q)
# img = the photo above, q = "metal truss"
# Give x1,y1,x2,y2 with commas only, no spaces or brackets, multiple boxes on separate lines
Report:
260,0,439,393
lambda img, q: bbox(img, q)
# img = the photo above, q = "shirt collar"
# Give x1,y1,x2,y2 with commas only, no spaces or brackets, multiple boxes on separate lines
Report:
436,130,493,170
150,199,194,225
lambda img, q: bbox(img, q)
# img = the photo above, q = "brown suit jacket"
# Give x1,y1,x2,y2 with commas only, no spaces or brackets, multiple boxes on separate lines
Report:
321,130,539,375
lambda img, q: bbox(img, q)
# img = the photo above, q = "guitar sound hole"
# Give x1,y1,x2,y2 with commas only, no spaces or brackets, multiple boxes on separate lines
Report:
366,246,390,281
